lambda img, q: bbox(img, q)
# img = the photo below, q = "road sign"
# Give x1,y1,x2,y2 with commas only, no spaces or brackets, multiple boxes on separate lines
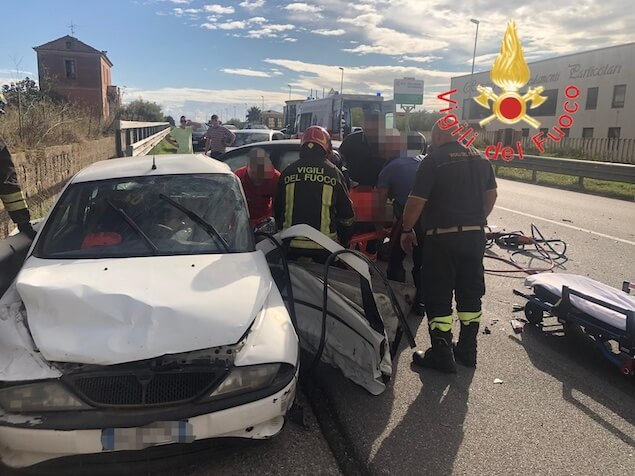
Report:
394,78,424,105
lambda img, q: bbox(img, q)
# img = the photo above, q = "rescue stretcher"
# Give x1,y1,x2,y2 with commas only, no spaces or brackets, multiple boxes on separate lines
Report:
514,274,635,376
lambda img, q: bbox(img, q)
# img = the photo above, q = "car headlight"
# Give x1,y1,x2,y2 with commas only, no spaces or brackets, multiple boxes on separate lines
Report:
206,363,296,400
0,381,90,412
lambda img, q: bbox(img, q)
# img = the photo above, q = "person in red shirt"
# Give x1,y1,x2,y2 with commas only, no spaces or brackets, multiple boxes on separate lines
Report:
235,148,280,228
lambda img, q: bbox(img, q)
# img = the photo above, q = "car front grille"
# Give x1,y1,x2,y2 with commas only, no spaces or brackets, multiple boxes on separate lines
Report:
69,369,224,407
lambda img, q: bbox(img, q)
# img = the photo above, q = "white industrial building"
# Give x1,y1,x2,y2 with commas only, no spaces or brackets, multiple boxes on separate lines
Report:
450,42,634,140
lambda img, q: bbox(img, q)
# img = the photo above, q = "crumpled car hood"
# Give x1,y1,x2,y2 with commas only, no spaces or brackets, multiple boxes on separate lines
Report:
16,252,272,365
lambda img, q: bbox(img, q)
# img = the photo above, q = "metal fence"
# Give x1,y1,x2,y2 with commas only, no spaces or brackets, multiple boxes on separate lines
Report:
477,131,635,164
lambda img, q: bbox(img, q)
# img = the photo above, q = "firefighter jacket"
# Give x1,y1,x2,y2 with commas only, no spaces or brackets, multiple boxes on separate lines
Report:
0,135,30,225
275,156,354,248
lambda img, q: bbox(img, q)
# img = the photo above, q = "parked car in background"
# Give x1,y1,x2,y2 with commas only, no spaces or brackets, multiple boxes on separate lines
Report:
220,139,338,172
225,130,286,153
223,124,238,131
191,123,209,152
243,123,269,130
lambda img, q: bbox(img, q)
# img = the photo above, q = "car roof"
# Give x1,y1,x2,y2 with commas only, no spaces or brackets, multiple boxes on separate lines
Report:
221,139,342,160
72,154,232,183
234,129,273,133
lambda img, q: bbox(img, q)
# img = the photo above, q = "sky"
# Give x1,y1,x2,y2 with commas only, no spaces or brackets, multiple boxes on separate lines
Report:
1,0,633,122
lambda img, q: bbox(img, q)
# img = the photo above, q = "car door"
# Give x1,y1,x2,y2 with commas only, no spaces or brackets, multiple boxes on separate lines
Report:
256,224,416,395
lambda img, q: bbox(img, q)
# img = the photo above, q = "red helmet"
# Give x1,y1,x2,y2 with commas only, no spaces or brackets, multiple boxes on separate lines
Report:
301,125,332,157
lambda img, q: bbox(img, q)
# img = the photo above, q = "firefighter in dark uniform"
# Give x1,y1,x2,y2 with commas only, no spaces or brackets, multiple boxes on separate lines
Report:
400,122,498,373
274,125,354,262
0,93,36,238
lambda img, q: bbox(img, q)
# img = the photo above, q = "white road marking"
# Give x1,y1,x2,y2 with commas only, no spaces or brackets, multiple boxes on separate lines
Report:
494,206,635,246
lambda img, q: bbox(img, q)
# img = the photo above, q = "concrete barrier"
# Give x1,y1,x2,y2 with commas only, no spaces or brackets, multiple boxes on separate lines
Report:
0,137,116,239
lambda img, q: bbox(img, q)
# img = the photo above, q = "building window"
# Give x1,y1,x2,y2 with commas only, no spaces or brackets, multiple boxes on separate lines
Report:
539,127,549,136
462,98,470,120
65,41,72,49
585,87,598,110
531,89,559,116
521,128,529,137
582,128,593,138
608,127,621,139
64,59,76,79
611,85,626,108
561,128,570,138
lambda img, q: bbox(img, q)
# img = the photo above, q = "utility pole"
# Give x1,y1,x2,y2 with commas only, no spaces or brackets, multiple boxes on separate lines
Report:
339,67,344,95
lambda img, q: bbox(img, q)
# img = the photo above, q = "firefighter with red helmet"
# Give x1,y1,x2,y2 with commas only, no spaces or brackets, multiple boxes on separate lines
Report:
0,92,35,238
274,125,354,261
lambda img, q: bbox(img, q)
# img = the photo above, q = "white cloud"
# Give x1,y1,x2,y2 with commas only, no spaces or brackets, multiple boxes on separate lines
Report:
203,4,234,14
166,0,191,4
239,0,265,9
401,55,439,64
246,24,295,38
248,16,267,24
313,29,346,36
263,57,456,108
218,20,247,29
284,2,322,13
283,37,298,42
221,68,272,77
201,22,217,29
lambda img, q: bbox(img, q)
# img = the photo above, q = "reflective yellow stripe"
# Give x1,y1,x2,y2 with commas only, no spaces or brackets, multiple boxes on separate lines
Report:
429,315,453,332
0,191,24,203
290,237,324,249
458,311,482,324
321,184,333,237
283,183,295,230
3,199,27,212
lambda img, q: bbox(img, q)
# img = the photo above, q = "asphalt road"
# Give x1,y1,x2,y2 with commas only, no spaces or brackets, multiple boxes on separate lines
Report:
316,179,635,475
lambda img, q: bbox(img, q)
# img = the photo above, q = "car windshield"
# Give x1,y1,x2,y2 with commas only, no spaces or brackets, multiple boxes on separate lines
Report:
34,174,253,259
233,132,270,147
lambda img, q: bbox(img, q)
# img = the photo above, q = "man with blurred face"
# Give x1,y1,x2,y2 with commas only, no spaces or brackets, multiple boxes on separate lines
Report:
377,130,425,313
205,114,235,158
338,110,386,186
234,148,280,227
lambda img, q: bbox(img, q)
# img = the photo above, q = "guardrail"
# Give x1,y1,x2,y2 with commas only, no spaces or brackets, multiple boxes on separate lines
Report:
493,154,635,187
115,120,171,157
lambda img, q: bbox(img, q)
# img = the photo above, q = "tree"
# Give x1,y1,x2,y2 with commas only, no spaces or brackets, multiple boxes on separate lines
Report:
164,115,175,126
118,99,164,122
1,77,42,108
224,117,244,128
246,106,262,123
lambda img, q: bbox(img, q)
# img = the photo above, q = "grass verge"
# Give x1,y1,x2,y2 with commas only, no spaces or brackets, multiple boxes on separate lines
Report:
495,167,635,202
149,137,177,155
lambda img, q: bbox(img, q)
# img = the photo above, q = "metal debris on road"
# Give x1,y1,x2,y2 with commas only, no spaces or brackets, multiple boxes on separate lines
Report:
493,378,504,384
511,319,525,334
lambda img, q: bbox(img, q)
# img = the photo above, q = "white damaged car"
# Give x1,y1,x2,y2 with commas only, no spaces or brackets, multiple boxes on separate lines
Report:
0,155,298,468
0,154,415,469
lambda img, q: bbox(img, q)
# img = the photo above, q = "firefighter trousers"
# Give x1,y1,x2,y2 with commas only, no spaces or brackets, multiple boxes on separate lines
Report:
421,230,486,331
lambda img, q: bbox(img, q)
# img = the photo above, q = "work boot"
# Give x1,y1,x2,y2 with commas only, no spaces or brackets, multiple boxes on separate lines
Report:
454,322,480,367
412,330,457,373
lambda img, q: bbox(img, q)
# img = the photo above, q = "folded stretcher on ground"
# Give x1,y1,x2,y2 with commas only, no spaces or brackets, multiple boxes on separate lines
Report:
515,273,635,376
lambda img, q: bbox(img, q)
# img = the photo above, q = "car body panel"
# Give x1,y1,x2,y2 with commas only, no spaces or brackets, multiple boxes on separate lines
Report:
225,130,286,153
0,374,297,468
16,252,274,365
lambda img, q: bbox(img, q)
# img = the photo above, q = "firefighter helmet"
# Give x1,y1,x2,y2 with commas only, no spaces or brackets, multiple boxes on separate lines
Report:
301,125,332,156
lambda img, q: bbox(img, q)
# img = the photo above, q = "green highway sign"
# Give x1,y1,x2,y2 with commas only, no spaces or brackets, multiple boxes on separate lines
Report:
393,78,424,105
